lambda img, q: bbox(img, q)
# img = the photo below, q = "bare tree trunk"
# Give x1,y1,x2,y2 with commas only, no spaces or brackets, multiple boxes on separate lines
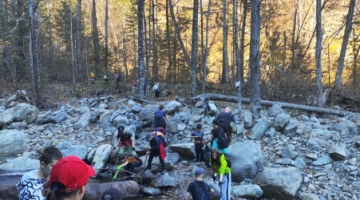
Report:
104,0,109,72
137,0,145,98
249,0,261,118
165,0,173,83
315,0,323,106
92,0,101,76
239,0,247,84
222,0,229,83
233,0,242,118
202,0,212,93
334,0,356,91
290,2,297,68
70,3,76,92
352,30,360,88
190,0,199,96
122,22,129,81
76,0,82,83
151,0,158,82
169,0,191,68
28,0,41,107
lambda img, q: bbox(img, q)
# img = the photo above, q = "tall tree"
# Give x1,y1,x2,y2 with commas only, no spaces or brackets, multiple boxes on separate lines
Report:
151,0,158,82
190,0,199,95
249,0,261,118
138,0,145,98
201,0,212,93
315,0,323,106
233,0,242,118
104,0,109,72
222,0,229,83
334,0,356,91
76,0,82,83
165,0,173,82
28,0,42,107
92,0,101,76
239,0,247,84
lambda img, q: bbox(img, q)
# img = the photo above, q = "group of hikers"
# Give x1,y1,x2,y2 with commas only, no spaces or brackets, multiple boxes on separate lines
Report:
16,98,235,199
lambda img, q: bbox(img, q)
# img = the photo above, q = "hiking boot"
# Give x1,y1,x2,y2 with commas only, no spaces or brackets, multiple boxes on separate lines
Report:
161,169,167,175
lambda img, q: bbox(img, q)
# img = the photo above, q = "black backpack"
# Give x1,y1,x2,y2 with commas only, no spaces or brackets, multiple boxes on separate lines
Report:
217,128,229,149
224,156,231,168
218,113,232,132
193,181,210,200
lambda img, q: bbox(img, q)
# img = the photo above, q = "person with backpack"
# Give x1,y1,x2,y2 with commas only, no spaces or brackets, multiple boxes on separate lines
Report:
186,168,214,200
113,153,143,179
153,104,171,130
201,97,218,117
152,127,167,147
189,124,209,167
153,82,160,101
210,149,232,200
205,120,228,155
214,107,235,144
116,126,135,163
145,133,167,175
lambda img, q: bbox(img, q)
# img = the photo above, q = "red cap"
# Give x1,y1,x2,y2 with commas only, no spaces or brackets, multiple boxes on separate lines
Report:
50,156,96,193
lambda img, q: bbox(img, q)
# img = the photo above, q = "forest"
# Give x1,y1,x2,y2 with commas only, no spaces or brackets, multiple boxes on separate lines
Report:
0,0,359,115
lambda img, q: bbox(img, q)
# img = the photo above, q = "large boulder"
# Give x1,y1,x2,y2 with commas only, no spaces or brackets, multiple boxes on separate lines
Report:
227,141,264,182
74,107,91,129
0,157,38,170
56,142,88,160
151,173,176,188
250,120,269,139
84,181,140,199
91,144,112,175
0,108,13,127
274,113,290,131
12,103,39,124
138,106,157,127
169,143,195,158
0,130,28,160
253,167,303,200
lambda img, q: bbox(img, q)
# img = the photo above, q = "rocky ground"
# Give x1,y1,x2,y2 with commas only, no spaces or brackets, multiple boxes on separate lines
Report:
1,91,360,200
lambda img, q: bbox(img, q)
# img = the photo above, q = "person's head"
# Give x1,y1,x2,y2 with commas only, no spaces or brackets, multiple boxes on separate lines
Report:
101,188,122,200
204,97,210,103
212,119,219,127
50,156,96,200
194,167,204,178
159,104,164,110
118,154,128,163
210,149,221,166
196,124,202,131
146,133,153,142
39,146,63,179
118,126,125,134
224,107,231,113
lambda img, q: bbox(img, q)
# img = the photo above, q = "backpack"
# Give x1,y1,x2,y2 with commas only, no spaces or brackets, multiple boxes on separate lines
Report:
217,128,229,149
230,121,237,133
218,113,232,132
208,101,217,111
154,110,164,119
193,181,210,200
224,156,232,168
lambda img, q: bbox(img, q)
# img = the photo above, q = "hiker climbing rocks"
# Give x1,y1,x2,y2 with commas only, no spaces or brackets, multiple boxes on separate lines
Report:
90,72,95,84
153,104,171,130
186,168,214,200
113,153,143,179
145,133,167,175
214,107,235,144
153,82,160,100
210,149,232,200
201,97,218,117
189,124,209,167
116,126,135,162
205,119,229,155
152,127,167,147
104,74,109,85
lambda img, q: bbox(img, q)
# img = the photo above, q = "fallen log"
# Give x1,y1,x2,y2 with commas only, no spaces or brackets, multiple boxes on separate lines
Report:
195,93,360,118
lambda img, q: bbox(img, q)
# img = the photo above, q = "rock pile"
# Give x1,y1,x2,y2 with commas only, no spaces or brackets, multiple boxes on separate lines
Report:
0,94,360,200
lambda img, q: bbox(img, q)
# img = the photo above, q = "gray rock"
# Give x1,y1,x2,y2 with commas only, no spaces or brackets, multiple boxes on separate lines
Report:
227,141,264,182
141,187,162,196
0,108,13,126
12,103,39,124
269,104,284,117
250,121,269,139
306,138,328,150
52,111,68,123
112,115,129,128
274,113,290,131
283,119,299,136
0,157,38,170
254,167,303,199
99,111,112,123
131,105,143,113
151,173,176,188
243,111,253,128
265,127,276,137
0,130,28,160
281,144,298,159
311,155,332,166
56,142,88,160
86,148,97,163
329,145,347,160
84,181,140,199
294,157,306,169
300,192,320,200
169,143,195,158
274,158,294,165
232,184,263,198
331,123,349,136
339,118,358,135
138,107,157,127
91,144,112,175
165,101,182,114
74,107,91,129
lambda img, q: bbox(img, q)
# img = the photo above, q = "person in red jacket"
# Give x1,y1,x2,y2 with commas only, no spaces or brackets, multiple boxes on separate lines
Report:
145,133,167,175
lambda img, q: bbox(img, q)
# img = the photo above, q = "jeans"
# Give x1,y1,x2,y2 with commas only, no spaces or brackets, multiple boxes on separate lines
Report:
147,150,165,170
194,143,204,161
124,161,143,173
220,172,231,200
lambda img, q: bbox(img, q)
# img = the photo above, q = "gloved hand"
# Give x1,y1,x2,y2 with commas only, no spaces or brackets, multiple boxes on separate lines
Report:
116,165,122,170
218,181,223,186
112,175,117,180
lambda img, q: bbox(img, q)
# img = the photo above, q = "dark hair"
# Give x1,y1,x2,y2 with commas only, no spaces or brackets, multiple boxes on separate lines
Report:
159,105,164,110
196,124,202,130
39,146,63,165
212,119,219,126
210,149,221,167
118,154,128,162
